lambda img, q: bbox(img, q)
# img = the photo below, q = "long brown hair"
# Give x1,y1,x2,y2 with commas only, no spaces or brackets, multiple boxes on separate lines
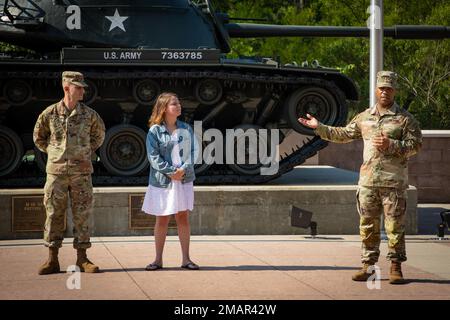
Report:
148,92,178,127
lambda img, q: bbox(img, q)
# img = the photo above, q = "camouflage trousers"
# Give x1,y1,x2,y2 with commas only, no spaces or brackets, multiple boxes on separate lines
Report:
356,186,407,264
43,173,93,249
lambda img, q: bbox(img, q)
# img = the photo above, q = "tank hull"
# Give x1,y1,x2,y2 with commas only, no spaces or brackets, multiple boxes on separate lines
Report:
0,48,355,186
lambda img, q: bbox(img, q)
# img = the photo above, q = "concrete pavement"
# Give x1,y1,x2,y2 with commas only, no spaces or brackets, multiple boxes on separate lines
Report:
1,235,449,300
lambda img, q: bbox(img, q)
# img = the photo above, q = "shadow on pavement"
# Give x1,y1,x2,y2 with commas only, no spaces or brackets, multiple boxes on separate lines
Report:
406,279,450,285
101,265,360,272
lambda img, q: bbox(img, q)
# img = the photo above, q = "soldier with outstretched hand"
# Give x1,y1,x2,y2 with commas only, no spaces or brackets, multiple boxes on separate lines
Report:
298,71,422,284
33,71,105,275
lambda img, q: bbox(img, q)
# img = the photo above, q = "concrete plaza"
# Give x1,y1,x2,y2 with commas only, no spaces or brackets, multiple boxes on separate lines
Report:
1,234,449,300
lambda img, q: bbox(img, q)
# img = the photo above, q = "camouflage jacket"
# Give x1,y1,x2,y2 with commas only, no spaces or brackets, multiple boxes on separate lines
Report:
315,102,422,189
33,100,105,174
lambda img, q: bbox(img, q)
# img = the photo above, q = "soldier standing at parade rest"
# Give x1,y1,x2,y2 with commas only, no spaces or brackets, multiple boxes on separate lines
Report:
298,71,422,284
33,71,105,275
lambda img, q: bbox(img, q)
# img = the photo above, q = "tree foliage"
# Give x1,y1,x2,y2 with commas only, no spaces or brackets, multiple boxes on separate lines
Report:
214,0,450,129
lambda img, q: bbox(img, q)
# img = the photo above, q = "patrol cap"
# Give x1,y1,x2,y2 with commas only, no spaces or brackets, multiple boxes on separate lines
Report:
377,71,397,89
62,71,88,88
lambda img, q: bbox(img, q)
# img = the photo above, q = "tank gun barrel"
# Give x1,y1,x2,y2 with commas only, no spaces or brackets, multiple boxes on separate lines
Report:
226,24,450,40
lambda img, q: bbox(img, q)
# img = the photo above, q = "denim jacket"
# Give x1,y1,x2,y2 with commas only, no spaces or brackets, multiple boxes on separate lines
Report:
146,120,197,188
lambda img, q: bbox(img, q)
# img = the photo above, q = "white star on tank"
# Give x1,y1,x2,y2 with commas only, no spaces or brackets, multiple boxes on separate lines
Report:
105,9,128,32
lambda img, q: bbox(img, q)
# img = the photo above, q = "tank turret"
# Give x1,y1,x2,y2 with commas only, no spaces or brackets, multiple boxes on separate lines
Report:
0,0,230,51
0,0,448,186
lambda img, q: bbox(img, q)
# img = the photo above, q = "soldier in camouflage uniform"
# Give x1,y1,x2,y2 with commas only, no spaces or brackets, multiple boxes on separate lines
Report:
33,71,105,275
298,71,422,284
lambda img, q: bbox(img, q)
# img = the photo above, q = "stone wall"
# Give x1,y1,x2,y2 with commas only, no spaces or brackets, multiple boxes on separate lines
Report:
317,130,450,203
0,184,418,239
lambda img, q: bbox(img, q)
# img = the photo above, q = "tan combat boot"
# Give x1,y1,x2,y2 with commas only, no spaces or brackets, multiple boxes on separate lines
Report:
38,247,60,275
351,263,375,281
389,261,407,284
76,248,99,273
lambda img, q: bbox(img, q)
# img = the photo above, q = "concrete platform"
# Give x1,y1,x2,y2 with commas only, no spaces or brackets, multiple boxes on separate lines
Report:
0,166,418,239
0,235,449,300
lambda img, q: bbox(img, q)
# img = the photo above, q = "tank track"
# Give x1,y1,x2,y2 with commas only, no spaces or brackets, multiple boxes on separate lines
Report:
0,65,348,187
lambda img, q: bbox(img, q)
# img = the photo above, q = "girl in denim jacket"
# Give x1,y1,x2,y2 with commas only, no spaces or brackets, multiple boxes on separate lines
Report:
142,92,199,270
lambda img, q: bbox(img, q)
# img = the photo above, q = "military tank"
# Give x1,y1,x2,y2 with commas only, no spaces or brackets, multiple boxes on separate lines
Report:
0,0,448,186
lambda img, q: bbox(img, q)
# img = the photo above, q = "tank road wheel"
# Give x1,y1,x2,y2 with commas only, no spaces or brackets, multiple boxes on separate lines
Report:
34,147,47,173
99,125,149,176
227,125,273,175
133,79,160,105
3,80,32,106
194,79,223,105
82,80,98,105
0,126,24,176
285,87,338,136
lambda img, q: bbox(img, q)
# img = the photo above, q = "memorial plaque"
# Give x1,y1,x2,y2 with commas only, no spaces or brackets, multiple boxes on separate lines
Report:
12,196,46,232
12,195,67,232
129,194,176,229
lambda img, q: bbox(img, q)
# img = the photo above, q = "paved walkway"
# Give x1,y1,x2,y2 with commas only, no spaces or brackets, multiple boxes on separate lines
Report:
1,235,449,300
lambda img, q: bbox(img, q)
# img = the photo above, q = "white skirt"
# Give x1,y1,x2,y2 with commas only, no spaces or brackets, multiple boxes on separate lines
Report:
141,181,194,216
